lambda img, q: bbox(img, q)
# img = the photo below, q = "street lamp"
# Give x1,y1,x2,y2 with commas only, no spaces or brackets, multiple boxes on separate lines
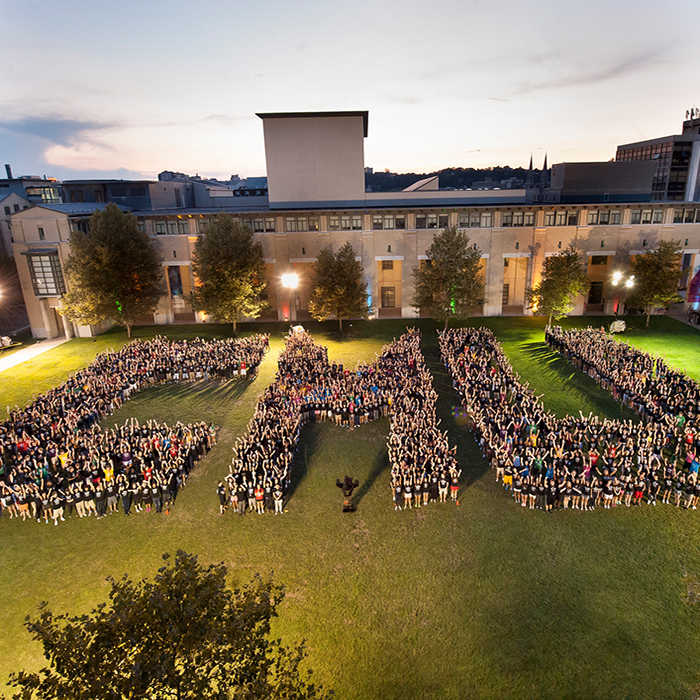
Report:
281,272,299,322
611,271,634,315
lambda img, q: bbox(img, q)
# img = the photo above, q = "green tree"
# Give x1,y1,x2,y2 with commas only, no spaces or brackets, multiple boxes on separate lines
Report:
61,203,164,338
308,242,370,331
411,226,485,329
6,551,332,700
526,245,591,326
626,239,683,327
190,214,267,333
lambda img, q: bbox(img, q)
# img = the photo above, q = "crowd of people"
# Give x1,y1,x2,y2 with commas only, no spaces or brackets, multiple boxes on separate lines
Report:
439,326,700,513
220,329,459,514
0,334,268,524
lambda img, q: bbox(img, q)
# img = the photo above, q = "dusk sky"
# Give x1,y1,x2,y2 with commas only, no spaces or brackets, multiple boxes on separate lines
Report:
2,0,698,181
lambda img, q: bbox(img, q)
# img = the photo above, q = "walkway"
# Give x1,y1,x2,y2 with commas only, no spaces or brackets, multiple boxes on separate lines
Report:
0,337,71,374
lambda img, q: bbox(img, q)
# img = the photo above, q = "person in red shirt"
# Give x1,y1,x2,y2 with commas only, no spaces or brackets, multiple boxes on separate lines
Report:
254,484,265,514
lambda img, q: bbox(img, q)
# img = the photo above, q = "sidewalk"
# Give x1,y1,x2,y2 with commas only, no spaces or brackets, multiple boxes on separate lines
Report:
0,337,71,374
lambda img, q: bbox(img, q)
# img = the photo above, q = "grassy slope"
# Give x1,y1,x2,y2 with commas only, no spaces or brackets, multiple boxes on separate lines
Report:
1,316,700,699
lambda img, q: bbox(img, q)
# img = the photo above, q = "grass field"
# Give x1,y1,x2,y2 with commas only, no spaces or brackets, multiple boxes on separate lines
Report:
1,315,700,699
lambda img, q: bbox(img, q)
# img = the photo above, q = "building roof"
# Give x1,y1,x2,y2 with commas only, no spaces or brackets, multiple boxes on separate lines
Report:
29,203,132,216
256,111,369,137
61,179,156,185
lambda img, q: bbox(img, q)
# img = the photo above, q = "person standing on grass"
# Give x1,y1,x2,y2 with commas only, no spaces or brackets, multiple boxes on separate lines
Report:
217,481,227,515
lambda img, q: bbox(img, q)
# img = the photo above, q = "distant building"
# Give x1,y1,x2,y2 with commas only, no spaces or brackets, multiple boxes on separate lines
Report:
615,116,700,201
61,179,193,209
0,164,61,206
0,192,31,256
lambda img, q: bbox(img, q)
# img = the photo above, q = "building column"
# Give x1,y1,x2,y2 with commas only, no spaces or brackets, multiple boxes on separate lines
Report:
524,228,547,316
484,229,504,316
60,311,74,339
402,231,418,318
38,298,53,339
361,231,377,317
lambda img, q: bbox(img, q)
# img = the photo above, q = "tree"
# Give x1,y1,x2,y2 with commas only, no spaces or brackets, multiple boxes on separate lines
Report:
626,239,683,327
525,245,590,326
61,203,164,338
190,214,267,333
308,242,370,331
411,226,485,329
6,551,332,700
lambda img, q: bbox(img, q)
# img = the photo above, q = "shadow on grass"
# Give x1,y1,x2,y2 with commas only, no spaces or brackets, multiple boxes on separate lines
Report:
421,340,490,490
286,424,321,502
354,448,390,509
519,341,637,422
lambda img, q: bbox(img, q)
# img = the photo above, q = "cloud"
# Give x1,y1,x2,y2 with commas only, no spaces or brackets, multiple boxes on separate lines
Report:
0,117,115,146
507,45,673,97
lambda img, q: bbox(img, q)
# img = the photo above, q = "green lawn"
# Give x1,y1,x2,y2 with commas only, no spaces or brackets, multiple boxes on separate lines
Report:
1,315,700,699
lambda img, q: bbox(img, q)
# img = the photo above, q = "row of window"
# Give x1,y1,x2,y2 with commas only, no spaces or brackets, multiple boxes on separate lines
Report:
674,208,700,224
145,206,700,235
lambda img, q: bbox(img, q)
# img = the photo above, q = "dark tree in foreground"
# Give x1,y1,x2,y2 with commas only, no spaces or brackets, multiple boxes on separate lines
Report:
308,243,371,331
626,239,683,327
190,214,268,333
412,226,485,329
61,203,164,337
6,551,332,700
526,245,590,326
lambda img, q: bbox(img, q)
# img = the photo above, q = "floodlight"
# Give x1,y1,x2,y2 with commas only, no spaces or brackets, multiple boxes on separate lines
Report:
282,273,299,289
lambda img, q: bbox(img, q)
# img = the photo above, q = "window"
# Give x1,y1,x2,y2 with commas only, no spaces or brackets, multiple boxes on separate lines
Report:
352,215,362,230
395,215,405,229
427,214,438,229
381,287,395,308
130,186,146,197
167,220,178,235
252,218,265,232
328,216,339,231
177,220,188,235
197,218,209,234
439,214,449,228
610,211,621,225
416,215,426,229
95,190,104,203
13,204,20,213
341,215,352,230
288,216,319,231
590,255,608,266
502,212,513,227
674,209,685,223
685,209,697,224
155,220,167,235
653,209,664,224
641,209,653,224
502,284,509,305
265,218,276,232
480,212,492,228
372,215,383,230
3,206,9,215
382,260,394,270
568,212,579,226
630,210,642,224
545,211,556,226
588,211,599,225
513,212,524,227
38,227,45,241
111,186,127,198
25,187,60,203
26,252,66,296
555,211,567,226
524,212,535,226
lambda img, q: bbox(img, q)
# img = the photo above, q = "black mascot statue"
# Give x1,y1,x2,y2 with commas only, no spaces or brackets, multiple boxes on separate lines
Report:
336,475,360,512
